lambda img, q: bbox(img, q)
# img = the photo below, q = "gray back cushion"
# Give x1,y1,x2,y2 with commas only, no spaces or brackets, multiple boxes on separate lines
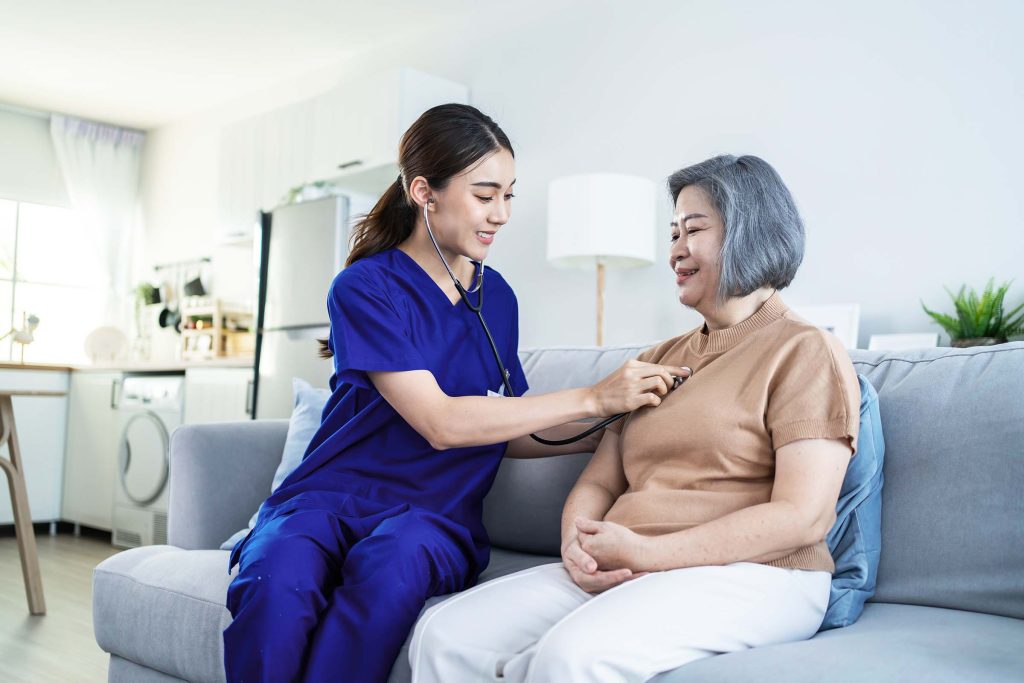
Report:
849,344,1024,619
483,342,1024,620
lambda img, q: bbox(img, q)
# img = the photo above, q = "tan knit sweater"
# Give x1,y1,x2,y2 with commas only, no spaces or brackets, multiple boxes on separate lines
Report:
604,293,860,573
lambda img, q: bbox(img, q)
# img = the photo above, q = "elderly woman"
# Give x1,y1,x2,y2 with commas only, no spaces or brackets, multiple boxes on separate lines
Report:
409,155,860,682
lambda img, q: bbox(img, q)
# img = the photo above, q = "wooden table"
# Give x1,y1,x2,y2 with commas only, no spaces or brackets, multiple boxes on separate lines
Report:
0,390,66,615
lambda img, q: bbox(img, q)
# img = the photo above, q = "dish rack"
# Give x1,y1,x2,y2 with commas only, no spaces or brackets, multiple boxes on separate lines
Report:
179,299,255,361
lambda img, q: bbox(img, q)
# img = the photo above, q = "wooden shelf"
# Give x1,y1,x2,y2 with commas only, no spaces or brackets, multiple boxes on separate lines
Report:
179,300,256,361
178,306,252,317
181,329,250,336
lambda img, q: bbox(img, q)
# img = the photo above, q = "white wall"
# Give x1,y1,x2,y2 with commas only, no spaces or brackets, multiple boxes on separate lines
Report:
140,68,343,307
141,0,1024,348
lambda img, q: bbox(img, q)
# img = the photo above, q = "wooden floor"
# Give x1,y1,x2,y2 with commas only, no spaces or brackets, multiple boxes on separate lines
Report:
0,530,122,683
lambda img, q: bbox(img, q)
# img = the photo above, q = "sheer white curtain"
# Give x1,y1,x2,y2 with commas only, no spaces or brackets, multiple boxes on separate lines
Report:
50,114,145,327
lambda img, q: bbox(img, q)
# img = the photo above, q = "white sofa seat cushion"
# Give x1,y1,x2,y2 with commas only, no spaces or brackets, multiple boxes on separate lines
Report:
94,546,233,683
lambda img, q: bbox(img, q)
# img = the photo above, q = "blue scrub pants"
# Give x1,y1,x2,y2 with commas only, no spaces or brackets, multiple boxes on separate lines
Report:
224,494,475,683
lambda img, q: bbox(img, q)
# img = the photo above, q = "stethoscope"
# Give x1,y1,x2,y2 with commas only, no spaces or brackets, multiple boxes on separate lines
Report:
423,201,680,447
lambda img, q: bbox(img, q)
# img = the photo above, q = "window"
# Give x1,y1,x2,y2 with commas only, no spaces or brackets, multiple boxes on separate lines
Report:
0,198,107,364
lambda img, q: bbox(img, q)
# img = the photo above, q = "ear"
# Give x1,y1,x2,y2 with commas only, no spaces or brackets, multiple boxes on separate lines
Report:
408,176,434,209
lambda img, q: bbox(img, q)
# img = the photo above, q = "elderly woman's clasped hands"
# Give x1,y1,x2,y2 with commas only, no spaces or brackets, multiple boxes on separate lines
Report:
563,517,651,592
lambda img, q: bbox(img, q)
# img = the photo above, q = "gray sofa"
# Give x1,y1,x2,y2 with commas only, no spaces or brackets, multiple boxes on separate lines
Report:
93,343,1024,682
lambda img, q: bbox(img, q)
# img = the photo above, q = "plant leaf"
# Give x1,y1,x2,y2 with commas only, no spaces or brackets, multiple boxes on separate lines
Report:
977,278,997,336
987,282,1009,336
922,300,963,338
949,285,977,338
1002,297,1024,336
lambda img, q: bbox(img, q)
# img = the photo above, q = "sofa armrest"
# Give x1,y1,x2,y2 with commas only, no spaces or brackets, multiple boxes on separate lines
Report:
167,419,288,550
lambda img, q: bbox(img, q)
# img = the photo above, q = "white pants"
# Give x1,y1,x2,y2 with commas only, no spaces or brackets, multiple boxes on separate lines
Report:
410,561,830,683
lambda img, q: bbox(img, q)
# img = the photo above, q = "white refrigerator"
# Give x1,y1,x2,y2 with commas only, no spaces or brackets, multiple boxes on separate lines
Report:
254,196,349,420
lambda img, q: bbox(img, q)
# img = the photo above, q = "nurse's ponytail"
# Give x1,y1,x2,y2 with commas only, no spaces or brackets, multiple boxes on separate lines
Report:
344,177,416,268
318,103,514,358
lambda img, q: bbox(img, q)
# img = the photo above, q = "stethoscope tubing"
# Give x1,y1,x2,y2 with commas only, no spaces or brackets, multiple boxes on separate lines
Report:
422,203,624,446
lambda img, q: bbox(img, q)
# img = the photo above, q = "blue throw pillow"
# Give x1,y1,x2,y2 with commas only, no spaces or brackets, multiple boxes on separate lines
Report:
220,378,331,550
819,374,884,630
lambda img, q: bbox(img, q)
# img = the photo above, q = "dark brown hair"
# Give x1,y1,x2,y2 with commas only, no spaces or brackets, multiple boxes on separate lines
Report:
318,103,514,358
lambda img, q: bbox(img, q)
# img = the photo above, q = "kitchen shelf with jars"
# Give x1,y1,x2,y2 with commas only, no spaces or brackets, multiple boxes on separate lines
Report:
179,298,255,361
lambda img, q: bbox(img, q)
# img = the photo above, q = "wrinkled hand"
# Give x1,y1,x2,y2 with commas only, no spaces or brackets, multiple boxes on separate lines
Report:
576,517,651,572
561,535,641,594
589,361,691,416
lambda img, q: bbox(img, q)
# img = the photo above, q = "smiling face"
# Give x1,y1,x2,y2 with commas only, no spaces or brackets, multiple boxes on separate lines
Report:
425,149,516,263
669,184,724,313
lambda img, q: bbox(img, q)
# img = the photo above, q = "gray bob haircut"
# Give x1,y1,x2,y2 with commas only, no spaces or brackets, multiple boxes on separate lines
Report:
667,155,804,301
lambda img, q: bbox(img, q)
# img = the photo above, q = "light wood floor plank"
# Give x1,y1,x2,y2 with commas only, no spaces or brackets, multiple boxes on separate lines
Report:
0,532,122,682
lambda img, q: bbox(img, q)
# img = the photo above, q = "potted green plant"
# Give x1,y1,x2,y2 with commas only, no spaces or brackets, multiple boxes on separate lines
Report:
280,180,340,206
922,279,1024,347
135,282,160,306
132,282,161,340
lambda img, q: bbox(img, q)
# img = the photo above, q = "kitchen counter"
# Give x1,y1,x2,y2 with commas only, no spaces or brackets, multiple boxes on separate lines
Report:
0,358,254,373
0,362,75,372
73,358,254,373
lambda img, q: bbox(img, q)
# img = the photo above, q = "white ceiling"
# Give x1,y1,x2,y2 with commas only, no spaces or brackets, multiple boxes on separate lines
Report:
0,0,490,129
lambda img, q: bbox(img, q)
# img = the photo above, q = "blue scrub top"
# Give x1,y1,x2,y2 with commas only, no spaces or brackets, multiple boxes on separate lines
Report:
244,248,528,572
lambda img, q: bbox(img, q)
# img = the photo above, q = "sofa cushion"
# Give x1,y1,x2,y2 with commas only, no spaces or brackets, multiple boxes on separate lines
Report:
849,343,1024,619
109,655,188,683
94,546,232,683
821,374,884,630
483,452,591,555
651,603,1024,682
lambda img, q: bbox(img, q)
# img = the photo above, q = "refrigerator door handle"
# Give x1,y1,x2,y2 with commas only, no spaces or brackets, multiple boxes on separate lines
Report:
245,378,255,417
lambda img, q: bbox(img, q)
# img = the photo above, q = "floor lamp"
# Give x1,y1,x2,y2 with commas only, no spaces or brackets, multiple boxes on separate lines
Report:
547,174,656,346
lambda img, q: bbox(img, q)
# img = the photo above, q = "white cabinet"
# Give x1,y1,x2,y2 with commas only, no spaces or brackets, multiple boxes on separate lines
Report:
217,119,264,245
183,367,254,424
60,371,121,530
0,369,69,525
309,68,469,181
216,67,469,243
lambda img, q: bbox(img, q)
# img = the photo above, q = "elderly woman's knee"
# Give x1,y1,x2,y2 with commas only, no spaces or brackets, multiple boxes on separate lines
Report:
528,620,619,680
411,599,471,662
409,600,499,682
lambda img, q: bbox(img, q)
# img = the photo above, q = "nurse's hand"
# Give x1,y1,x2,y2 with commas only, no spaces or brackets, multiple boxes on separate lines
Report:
589,361,690,415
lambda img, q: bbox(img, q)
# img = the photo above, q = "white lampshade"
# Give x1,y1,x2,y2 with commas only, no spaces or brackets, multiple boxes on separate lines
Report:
547,174,657,269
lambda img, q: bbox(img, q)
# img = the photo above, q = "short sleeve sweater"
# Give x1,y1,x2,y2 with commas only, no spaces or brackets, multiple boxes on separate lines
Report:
604,292,860,573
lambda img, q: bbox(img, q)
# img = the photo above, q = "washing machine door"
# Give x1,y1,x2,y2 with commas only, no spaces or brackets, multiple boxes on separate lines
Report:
118,411,170,506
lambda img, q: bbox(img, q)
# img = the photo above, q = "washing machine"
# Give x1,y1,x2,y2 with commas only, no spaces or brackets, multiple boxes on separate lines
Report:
112,373,184,548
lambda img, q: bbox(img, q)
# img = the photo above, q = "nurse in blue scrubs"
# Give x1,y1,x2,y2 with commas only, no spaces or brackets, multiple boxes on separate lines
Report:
223,103,686,683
